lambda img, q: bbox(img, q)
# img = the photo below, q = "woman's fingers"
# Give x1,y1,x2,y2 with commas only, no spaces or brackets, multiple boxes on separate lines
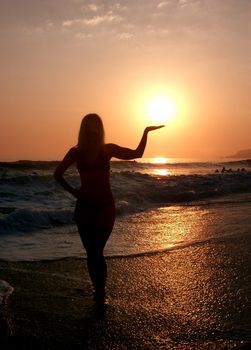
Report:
145,125,165,132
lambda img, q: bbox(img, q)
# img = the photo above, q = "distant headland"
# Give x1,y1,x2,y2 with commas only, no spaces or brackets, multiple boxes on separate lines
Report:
225,149,251,159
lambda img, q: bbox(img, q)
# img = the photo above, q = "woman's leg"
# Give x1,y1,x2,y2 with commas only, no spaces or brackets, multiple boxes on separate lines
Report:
87,202,115,296
86,247,107,297
74,201,115,297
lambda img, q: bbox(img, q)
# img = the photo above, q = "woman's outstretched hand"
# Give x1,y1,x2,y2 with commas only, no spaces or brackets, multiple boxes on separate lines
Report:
145,125,165,133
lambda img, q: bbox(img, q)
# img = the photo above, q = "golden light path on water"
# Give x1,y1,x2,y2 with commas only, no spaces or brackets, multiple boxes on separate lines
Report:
146,157,173,176
111,205,211,256
153,169,172,176
137,206,208,249
112,200,251,256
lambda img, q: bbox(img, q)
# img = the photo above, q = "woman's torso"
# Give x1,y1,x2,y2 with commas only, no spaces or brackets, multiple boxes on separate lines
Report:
74,145,113,204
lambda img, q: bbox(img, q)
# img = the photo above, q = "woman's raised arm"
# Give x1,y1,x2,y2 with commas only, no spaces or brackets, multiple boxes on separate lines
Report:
106,125,164,160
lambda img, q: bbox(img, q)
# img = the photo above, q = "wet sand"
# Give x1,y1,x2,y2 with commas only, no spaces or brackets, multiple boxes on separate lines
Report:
0,233,251,349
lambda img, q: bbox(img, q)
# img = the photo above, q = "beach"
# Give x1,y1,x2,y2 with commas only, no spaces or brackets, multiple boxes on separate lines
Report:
1,159,251,349
1,232,250,349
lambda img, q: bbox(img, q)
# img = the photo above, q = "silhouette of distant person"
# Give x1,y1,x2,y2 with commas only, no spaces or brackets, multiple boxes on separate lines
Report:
54,114,164,302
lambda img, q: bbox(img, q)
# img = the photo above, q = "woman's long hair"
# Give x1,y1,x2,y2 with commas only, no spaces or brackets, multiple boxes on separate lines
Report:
77,114,105,162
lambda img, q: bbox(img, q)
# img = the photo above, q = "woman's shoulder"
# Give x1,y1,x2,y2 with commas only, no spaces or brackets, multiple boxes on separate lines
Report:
65,146,79,160
103,143,118,152
103,143,118,157
68,146,78,154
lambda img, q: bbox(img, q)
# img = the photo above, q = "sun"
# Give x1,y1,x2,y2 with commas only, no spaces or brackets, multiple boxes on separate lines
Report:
145,96,177,124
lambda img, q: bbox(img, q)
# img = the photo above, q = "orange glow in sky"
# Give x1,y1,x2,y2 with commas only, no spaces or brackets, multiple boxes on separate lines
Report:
0,1,251,160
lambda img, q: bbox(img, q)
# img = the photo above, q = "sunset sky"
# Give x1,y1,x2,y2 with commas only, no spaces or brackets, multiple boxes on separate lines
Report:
1,0,251,160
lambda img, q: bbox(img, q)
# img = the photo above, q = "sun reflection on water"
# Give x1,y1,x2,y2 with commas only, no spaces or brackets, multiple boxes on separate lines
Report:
112,205,210,256
147,206,207,248
149,157,173,176
153,169,172,176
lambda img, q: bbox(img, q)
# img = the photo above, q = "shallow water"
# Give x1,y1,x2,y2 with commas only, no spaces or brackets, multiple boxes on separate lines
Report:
0,193,250,261
0,159,251,261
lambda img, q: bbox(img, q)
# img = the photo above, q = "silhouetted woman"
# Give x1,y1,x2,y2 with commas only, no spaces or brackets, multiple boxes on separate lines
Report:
54,113,164,301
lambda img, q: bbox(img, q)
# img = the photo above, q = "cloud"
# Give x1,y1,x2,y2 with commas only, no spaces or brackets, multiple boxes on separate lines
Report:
85,12,122,26
110,3,127,11
88,4,99,12
117,32,133,40
62,20,74,27
179,0,193,5
75,32,93,39
62,11,122,28
157,2,170,9
7,0,249,52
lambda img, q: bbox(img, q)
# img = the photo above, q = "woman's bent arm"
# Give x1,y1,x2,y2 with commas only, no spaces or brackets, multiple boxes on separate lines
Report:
54,148,79,197
106,125,164,160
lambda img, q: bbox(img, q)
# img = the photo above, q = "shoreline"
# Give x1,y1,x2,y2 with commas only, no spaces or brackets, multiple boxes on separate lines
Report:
0,234,251,349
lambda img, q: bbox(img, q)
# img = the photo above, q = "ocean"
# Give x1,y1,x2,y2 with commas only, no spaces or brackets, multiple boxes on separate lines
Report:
0,158,251,261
